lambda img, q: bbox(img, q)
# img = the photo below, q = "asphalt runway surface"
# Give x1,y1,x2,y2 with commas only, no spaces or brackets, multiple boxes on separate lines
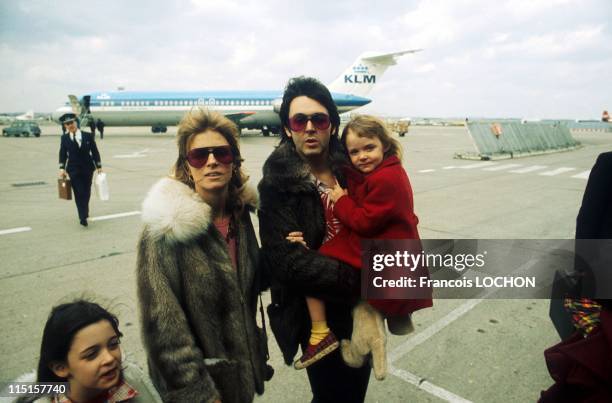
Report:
1,124,610,402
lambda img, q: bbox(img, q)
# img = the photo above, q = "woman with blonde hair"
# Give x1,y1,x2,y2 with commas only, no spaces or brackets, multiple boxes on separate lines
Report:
136,109,270,403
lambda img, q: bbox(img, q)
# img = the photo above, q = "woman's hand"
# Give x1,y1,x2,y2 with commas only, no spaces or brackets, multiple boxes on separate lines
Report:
58,169,66,179
286,231,308,248
329,182,347,203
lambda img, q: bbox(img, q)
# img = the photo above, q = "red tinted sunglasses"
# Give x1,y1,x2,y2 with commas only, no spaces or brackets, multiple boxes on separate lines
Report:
288,113,331,132
186,146,234,168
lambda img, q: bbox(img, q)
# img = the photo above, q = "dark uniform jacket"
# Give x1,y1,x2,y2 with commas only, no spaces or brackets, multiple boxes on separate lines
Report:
257,141,360,365
58,130,101,175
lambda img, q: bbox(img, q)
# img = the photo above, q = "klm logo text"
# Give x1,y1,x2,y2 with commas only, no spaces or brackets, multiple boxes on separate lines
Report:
344,75,376,84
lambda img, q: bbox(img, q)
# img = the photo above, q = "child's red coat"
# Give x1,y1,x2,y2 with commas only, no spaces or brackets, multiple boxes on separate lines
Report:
319,155,433,316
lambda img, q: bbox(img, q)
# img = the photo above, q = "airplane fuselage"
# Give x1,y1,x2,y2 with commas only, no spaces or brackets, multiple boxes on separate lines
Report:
52,90,371,133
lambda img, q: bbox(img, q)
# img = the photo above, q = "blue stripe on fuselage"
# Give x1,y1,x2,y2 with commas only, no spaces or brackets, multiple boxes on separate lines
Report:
83,90,370,108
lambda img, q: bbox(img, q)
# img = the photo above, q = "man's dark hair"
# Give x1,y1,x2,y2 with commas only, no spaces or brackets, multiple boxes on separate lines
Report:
279,76,340,143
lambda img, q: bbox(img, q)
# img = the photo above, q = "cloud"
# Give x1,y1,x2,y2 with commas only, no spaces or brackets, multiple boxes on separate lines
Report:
398,0,461,48
484,25,605,58
0,0,610,120
503,0,577,20
414,63,436,74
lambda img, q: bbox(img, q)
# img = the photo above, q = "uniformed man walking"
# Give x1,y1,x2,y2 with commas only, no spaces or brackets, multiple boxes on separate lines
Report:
58,113,102,226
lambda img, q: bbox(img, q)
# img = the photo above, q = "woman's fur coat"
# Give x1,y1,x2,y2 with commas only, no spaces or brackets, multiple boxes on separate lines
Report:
136,177,267,403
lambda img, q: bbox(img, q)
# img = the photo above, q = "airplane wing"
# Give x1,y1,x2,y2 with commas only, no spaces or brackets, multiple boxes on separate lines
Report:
225,111,256,123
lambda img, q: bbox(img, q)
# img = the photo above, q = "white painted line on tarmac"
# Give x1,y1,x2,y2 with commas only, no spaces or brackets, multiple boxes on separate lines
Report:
509,165,547,174
388,258,539,402
539,167,576,176
458,162,497,169
442,166,456,170
389,365,473,403
390,258,539,363
90,211,141,222
389,298,485,363
113,154,146,159
571,170,591,180
113,148,150,159
482,163,522,171
0,227,32,236
419,169,436,173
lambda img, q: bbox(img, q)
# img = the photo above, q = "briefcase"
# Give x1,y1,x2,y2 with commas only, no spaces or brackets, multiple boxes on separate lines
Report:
58,178,72,200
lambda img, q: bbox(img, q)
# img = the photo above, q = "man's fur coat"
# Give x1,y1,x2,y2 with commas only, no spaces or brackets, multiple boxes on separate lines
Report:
136,177,268,403
257,141,361,365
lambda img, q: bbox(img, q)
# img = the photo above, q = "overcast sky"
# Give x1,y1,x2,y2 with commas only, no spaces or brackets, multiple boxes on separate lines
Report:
0,0,610,119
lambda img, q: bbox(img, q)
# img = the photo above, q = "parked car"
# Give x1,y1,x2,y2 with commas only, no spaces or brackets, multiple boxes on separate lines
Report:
2,121,41,137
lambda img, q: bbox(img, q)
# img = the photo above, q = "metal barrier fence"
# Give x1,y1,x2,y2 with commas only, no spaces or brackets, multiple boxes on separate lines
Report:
458,121,581,160
566,121,612,131
537,120,611,131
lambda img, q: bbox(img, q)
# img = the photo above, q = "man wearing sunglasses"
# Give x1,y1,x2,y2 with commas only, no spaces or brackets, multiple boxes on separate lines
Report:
258,77,371,402
58,112,102,227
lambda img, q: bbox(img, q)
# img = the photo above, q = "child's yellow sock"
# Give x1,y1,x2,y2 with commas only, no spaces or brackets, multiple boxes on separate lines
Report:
309,321,330,345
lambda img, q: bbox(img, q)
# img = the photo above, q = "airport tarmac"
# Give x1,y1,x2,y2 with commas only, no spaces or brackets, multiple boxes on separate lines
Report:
1,124,610,402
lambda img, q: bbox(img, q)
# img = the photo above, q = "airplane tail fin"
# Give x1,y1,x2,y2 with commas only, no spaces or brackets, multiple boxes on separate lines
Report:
68,95,82,115
68,94,94,126
16,110,35,120
328,49,422,97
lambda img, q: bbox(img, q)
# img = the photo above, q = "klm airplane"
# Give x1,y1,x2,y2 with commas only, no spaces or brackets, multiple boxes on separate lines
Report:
52,50,421,135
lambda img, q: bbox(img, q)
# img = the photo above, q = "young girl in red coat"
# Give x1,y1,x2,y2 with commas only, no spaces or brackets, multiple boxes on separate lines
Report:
289,115,432,379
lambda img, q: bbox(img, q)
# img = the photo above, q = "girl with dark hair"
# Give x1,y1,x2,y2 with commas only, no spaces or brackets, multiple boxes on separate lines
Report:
6,299,160,403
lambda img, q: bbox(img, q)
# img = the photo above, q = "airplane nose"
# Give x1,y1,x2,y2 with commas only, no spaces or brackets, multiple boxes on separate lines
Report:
52,107,72,123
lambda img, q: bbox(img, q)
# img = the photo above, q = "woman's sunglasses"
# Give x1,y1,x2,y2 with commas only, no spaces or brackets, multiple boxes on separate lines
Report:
186,146,234,168
288,113,331,132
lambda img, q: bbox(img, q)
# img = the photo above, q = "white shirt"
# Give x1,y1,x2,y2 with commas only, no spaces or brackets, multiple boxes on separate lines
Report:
71,129,82,147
